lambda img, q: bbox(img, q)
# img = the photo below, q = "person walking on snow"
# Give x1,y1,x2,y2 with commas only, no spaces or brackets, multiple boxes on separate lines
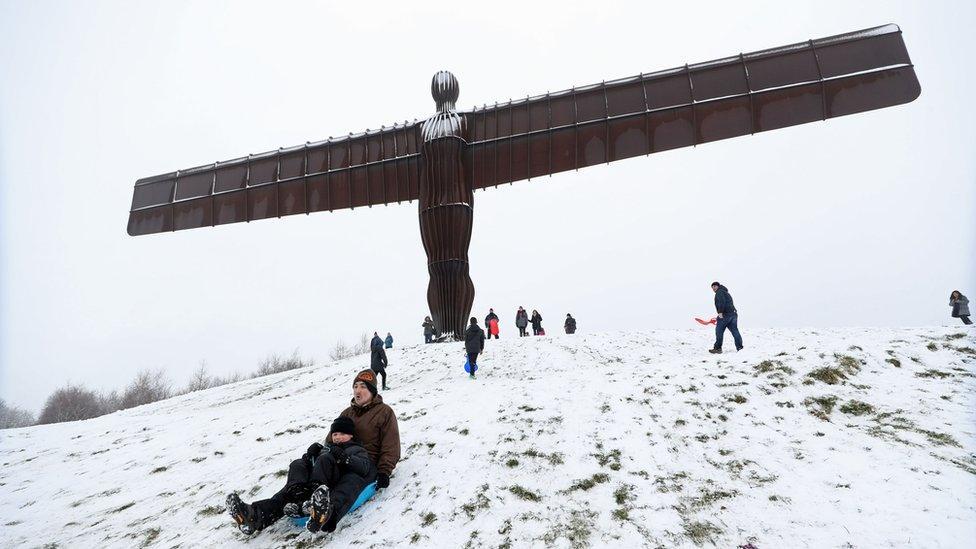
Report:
515,307,529,337
422,316,436,344
530,309,544,336
370,342,389,390
709,281,743,353
384,333,394,349
485,308,500,340
225,415,377,535
564,313,577,334
950,290,972,325
370,332,383,350
465,317,486,379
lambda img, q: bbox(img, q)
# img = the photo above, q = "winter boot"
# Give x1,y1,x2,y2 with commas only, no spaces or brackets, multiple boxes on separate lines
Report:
282,502,304,518
307,485,332,533
226,493,262,535
708,348,722,354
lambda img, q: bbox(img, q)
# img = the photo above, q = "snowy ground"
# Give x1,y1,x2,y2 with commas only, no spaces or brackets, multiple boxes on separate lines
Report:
2,327,975,548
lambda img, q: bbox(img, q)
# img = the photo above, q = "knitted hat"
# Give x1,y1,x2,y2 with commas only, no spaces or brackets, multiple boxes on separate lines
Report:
330,416,356,437
353,369,378,395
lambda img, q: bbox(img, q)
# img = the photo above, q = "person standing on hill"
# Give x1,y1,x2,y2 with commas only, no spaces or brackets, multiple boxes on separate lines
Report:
709,281,743,354
370,332,383,350
384,333,394,349
515,307,529,337
370,343,389,390
950,290,972,325
485,308,500,341
564,314,577,334
530,309,544,336
422,316,435,344
465,317,486,379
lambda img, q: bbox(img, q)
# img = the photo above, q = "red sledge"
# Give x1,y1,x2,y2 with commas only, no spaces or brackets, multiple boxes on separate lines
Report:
695,317,717,326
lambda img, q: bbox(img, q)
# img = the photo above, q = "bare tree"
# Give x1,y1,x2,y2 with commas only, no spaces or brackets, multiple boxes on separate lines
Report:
354,332,371,355
329,338,352,362
0,399,35,429
252,350,312,378
37,384,104,424
120,369,172,410
185,362,216,393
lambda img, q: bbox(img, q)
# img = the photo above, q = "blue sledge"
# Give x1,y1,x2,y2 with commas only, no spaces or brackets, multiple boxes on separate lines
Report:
289,481,377,528
464,357,477,374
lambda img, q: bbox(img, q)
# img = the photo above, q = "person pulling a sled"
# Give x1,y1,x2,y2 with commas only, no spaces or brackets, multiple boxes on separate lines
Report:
530,309,544,336
709,281,743,353
225,415,376,535
485,308,500,340
465,317,486,379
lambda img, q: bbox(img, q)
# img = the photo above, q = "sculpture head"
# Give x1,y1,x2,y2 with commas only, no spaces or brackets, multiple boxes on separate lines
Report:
431,71,459,112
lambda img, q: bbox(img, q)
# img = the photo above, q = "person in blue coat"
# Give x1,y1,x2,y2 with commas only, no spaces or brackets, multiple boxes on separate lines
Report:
709,281,743,353
384,333,394,349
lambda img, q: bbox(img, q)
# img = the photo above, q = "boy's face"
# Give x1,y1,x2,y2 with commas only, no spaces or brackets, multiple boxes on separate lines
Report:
331,432,353,444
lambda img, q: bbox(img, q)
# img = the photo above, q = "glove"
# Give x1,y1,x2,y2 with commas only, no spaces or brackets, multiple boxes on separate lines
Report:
328,445,347,463
304,442,323,461
376,472,390,489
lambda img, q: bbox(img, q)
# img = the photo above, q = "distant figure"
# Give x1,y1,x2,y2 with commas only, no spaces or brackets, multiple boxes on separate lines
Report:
485,308,500,340
464,317,486,379
370,332,383,350
950,290,972,325
371,343,389,390
709,281,743,354
531,310,544,336
564,314,577,334
384,333,394,349
422,316,435,344
515,307,529,337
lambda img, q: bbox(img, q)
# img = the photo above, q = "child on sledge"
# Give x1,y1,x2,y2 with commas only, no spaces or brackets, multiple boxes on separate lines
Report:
226,415,377,535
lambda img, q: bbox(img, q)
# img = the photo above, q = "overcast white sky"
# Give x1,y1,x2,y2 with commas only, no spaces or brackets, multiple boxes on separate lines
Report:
1,0,973,413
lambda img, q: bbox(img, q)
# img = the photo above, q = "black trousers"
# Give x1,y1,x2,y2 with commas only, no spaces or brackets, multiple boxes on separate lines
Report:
518,326,527,337
467,352,479,373
252,454,376,531
961,316,973,325
372,367,387,388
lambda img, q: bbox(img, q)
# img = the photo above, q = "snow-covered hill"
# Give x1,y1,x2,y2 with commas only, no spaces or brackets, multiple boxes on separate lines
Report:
2,328,975,548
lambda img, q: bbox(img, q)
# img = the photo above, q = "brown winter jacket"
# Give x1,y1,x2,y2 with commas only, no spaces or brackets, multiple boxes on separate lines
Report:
340,394,401,477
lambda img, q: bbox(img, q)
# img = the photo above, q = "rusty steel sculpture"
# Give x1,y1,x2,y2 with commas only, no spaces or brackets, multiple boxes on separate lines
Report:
128,24,920,339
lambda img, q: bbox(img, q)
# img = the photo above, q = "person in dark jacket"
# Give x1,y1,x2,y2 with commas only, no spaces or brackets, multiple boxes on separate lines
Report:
530,310,544,336
384,333,394,349
464,317,486,378
370,332,383,350
515,307,529,337
370,344,389,390
950,290,972,325
422,316,435,343
485,308,500,340
564,314,577,334
709,282,743,353
226,415,377,536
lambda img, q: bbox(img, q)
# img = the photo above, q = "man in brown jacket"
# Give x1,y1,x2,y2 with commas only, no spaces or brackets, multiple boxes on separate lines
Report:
340,370,401,489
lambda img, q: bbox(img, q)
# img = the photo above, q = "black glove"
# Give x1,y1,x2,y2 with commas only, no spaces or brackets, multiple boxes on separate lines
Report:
376,472,390,489
304,442,323,461
328,445,346,463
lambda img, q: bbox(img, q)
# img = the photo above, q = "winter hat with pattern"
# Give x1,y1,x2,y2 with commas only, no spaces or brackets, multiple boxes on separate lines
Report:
330,416,356,437
353,369,378,395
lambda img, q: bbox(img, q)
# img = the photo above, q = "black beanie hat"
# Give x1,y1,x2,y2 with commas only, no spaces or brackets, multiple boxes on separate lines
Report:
353,369,378,395
330,416,356,437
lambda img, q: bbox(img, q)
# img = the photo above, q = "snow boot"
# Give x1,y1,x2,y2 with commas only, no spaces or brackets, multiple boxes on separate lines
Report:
282,502,306,518
226,493,262,535
307,485,332,533
708,348,722,354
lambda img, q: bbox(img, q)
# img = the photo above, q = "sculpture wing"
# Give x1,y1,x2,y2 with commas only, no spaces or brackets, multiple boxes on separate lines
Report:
463,24,920,189
127,122,424,236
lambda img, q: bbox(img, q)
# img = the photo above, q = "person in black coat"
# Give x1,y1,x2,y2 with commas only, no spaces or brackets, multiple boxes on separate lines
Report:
564,314,577,334
370,344,389,390
530,310,544,336
422,316,435,343
464,317,486,378
226,416,377,536
370,332,383,350
709,282,743,353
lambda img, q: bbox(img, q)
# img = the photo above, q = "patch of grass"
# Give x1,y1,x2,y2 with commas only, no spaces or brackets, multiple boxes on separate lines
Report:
458,428,469,436
654,471,688,493
409,532,422,544
613,484,634,505
727,394,747,404
885,358,901,368
505,458,519,468
110,502,135,513
541,509,597,549
508,485,541,501
916,369,952,379
689,488,737,509
954,346,976,356
566,473,610,492
197,505,223,516
520,449,564,465
683,520,723,545
916,429,960,447
803,395,838,421
674,419,687,426
612,508,629,520
460,484,490,519
835,354,863,374
754,360,794,375
518,405,540,412
926,342,939,351
420,512,436,527
839,400,874,416
946,333,967,340
273,469,288,478
149,466,167,474
807,367,847,385
140,527,160,548
591,448,622,470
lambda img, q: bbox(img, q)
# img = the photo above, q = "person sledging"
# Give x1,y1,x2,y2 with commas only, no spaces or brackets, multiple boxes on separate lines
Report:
485,308,500,340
